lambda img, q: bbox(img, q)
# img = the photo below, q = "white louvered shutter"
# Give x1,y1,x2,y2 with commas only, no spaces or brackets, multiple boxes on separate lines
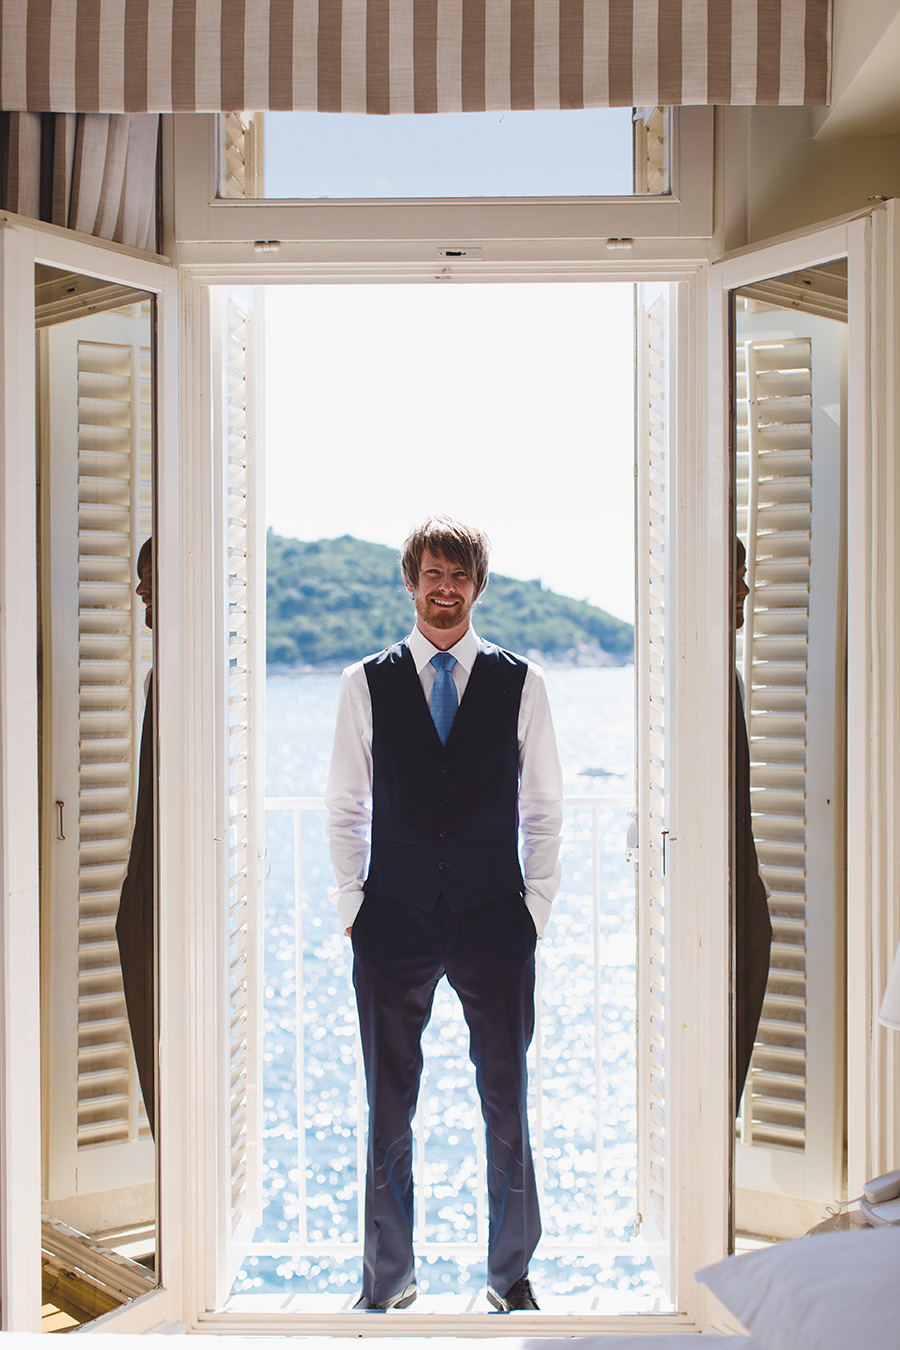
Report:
212,289,264,1297
633,108,668,195
219,113,264,198
42,305,155,1214
635,283,673,1294
734,302,845,1231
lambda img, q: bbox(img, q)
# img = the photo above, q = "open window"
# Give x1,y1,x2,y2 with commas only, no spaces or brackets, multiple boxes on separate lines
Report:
732,273,847,1239
709,202,900,1247
0,217,177,1334
10,196,895,1341
181,269,734,1333
39,282,157,1309
217,106,664,201
169,107,713,252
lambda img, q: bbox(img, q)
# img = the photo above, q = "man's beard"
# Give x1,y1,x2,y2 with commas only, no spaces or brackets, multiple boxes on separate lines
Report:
416,593,474,631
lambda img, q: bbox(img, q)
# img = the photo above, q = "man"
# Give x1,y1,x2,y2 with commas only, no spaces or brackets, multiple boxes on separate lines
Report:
326,516,563,1313
116,536,156,1135
734,538,773,1102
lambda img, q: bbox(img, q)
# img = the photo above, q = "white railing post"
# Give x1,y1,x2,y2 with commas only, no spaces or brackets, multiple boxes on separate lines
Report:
293,802,307,1246
474,1101,488,1245
592,800,607,1243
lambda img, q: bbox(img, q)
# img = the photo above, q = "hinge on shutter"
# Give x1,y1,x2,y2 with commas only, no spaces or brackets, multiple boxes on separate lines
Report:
635,1210,643,1235
661,829,678,875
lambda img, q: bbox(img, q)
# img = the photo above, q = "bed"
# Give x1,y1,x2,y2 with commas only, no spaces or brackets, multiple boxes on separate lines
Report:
527,1224,900,1347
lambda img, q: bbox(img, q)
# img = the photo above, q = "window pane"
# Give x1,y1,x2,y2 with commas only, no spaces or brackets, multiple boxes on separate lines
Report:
230,108,638,199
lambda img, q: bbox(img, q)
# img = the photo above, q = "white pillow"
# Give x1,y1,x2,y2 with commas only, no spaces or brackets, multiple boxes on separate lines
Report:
696,1225,900,1349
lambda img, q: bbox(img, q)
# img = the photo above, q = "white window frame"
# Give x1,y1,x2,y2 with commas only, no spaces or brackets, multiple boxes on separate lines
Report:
708,205,900,1209
166,107,714,261
175,251,730,1337
0,214,181,1334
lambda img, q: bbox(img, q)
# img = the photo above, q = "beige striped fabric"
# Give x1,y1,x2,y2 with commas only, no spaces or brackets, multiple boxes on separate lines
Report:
1,112,158,250
0,0,830,114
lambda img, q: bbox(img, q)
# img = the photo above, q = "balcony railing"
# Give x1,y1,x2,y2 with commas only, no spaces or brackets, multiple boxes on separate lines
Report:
249,793,660,1267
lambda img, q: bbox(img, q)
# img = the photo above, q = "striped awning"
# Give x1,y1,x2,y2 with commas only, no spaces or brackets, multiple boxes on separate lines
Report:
1,0,831,115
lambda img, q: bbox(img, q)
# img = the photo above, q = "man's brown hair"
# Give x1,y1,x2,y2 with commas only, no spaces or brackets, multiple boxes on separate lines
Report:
137,535,152,576
400,516,490,599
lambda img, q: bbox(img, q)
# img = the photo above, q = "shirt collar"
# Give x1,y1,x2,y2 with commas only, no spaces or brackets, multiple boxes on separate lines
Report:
408,623,480,675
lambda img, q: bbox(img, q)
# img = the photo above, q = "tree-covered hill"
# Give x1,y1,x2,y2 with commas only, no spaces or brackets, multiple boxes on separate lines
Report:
266,531,634,668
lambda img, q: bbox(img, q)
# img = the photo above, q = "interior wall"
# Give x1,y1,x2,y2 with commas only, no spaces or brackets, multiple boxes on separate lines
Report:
821,0,900,140
746,106,900,242
830,0,900,97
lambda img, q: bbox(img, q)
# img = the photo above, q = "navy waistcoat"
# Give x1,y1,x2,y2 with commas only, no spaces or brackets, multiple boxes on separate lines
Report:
363,639,528,912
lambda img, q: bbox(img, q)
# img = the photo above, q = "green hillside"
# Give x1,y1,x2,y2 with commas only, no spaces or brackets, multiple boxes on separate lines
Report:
266,531,634,668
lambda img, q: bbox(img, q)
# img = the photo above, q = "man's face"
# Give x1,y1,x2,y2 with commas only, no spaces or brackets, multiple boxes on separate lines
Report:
136,559,153,630
735,563,749,630
407,548,477,637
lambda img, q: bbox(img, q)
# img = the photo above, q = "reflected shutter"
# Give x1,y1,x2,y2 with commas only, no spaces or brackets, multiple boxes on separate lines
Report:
219,113,263,199
633,108,668,195
212,289,264,1296
43,305,154,1211
734,304,845,1230
635,283,673,1293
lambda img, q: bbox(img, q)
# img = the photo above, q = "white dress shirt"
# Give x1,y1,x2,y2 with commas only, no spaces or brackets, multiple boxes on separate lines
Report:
325,624,564,937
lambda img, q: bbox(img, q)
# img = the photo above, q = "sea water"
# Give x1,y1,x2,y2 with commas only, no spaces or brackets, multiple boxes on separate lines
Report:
233,665,664,1307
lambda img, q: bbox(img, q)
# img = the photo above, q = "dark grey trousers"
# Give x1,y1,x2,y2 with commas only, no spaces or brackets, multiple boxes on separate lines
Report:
351,890,540,1303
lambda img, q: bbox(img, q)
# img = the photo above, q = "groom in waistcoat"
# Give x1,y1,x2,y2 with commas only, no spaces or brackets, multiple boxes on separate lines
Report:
326,516,563,1313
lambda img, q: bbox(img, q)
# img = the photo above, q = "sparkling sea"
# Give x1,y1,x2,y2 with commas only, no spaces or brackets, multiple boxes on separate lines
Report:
233,664,664,1308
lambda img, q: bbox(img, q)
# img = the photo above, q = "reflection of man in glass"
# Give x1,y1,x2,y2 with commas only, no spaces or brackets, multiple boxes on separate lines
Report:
734,538,773,1102
116,537,155,1135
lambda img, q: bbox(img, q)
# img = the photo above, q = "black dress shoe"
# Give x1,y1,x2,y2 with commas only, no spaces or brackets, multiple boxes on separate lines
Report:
486,1276,539,1311
351,1282,417,1312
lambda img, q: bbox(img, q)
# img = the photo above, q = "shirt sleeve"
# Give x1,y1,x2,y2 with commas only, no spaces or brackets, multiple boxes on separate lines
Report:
324,665,373,933
518,666,564,938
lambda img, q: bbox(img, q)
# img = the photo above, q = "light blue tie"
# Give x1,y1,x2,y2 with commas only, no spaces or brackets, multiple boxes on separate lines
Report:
430,653,458,744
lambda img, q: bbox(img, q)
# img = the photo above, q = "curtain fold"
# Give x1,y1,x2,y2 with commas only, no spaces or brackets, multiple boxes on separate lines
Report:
0,0,831,115
1,112,158,250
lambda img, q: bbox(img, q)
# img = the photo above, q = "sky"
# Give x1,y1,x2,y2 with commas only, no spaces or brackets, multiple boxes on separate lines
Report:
264,281,636,622
263,107,634,199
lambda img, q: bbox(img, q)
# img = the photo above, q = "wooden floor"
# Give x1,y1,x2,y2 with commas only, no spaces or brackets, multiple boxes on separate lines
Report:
40,1217,156,1332
41,1261,121,1333
41,1303,82,1334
